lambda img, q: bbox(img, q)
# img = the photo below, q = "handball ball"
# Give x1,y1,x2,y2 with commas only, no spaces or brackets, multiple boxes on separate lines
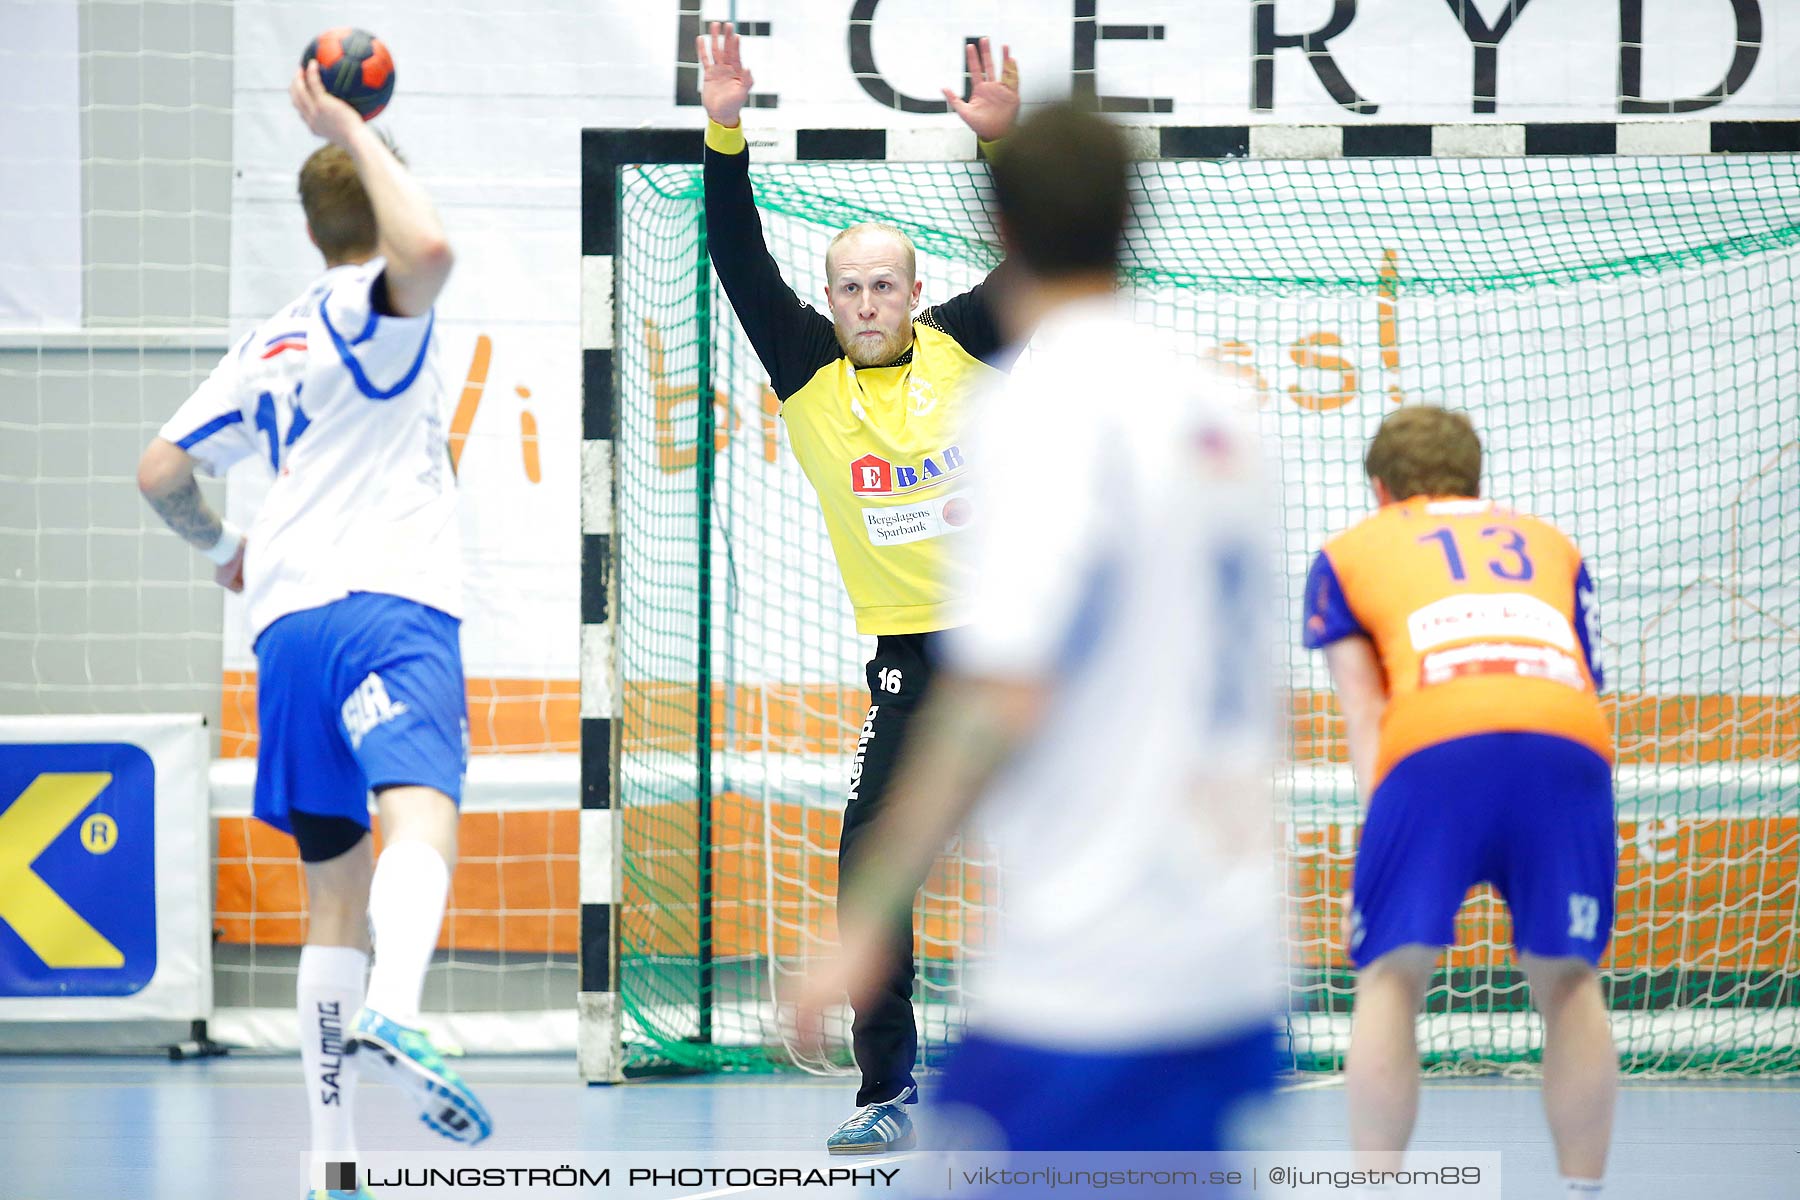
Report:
302,28,395,120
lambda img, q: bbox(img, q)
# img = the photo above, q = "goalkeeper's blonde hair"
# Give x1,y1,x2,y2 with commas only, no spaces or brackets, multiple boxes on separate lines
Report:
825,222,918,282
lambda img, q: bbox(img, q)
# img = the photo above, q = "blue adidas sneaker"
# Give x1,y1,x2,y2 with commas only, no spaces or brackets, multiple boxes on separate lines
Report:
348,1008,493,1145
826,1086,917,1155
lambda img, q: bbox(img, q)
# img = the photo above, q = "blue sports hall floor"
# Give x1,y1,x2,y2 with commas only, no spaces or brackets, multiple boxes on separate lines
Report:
2,1055,1794,1198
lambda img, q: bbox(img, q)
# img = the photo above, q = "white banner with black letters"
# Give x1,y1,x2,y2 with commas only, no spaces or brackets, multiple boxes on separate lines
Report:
223,0,1800,685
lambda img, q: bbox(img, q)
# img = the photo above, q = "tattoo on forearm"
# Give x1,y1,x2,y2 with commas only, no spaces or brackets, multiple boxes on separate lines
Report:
146,472,223,550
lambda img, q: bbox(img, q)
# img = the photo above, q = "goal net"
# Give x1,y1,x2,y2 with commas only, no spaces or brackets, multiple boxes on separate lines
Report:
609,136,1800,1076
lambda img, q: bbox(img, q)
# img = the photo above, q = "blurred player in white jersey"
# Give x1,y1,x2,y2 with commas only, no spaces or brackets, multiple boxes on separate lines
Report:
137,63,490,1197
797,104,1282,1159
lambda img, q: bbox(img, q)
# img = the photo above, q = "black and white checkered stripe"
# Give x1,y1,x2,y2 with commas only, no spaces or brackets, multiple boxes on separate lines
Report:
584,120,1799,167
578,130,709,1084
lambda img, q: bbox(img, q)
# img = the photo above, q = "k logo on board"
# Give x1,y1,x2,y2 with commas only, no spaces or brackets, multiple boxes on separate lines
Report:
0,743,157,997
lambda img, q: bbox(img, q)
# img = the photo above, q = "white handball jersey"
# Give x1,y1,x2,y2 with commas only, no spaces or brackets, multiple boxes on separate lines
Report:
945,296,1283,1051
158,259,460,639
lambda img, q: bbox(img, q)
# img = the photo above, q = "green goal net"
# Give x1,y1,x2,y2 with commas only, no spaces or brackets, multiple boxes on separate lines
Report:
610,145,1800,1076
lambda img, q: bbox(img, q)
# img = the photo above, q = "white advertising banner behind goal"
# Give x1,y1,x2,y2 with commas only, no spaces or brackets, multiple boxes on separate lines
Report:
221,0,1800,685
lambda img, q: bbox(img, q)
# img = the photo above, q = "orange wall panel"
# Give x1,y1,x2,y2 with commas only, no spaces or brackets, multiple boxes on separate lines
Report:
215,810,580,954
225,669,1792,765
220,670,580,757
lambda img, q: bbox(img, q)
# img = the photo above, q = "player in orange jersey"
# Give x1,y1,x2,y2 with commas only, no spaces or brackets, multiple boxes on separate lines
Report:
1303,407,1617,1199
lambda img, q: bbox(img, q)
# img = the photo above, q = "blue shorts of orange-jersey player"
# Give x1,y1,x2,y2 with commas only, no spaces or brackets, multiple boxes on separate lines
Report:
1348,730,1617,971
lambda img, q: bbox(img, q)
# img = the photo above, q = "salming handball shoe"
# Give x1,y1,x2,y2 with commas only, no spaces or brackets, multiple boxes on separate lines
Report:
348,1008,493,1145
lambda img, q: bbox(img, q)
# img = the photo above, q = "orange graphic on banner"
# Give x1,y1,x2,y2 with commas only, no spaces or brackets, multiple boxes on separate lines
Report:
1287,332,1358,411
1200,340,1277,406
1198,249,1405,411
447,333,542,482
519,391,542,483
448,334,490,473
647,318,739,472
1377,247,1405,404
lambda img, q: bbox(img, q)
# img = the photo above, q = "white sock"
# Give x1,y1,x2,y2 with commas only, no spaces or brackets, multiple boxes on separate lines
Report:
298,944,368,1157
363,840,450,1026
1564,1178,1604,1197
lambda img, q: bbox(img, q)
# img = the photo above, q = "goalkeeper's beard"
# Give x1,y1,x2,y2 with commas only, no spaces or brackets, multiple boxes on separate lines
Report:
835,320,914,368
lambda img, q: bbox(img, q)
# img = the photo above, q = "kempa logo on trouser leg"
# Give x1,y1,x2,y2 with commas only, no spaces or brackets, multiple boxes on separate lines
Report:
845,705,880,803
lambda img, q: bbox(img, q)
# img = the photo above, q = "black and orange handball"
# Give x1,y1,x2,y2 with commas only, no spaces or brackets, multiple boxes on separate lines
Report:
301,28,395,120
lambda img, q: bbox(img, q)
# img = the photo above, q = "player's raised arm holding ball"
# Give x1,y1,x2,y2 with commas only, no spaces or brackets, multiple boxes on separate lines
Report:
138,33,488,1199
288,55,452,317
696,20,1021,1154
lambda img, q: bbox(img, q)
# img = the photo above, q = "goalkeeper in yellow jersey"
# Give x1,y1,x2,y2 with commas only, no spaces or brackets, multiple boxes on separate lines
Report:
797,104,1281,1162
696,21,1019,1153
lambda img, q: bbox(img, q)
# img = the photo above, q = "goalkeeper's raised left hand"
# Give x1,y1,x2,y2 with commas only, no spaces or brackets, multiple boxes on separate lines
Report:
944,38,1020,142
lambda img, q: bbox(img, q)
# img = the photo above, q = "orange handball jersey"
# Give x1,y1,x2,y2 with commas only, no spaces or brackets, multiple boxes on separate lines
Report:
1303,495,1612,790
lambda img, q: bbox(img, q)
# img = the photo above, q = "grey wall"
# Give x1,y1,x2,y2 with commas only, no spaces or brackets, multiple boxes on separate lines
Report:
81,0,232,326
0,1,233,737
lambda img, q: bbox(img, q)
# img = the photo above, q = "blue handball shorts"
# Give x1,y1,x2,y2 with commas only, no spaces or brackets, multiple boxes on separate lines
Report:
931,1023,1277,1153
1349,731,1618,969
252,592,468,834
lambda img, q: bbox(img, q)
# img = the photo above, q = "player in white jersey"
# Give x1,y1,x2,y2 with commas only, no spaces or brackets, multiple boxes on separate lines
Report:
136,63,490,1197
796,105,1281,1162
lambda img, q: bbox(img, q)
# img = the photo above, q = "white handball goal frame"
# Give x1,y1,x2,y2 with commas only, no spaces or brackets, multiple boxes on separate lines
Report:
580,117,1800,1084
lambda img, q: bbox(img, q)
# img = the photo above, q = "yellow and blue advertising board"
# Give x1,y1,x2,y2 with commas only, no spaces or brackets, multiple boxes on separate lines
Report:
0,715,210,1022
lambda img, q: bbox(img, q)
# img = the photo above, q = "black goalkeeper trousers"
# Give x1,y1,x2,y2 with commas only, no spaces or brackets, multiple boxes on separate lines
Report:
837,632,939,1107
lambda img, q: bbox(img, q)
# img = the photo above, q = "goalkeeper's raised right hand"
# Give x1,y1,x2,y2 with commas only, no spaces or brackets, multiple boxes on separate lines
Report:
697,21,755,128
